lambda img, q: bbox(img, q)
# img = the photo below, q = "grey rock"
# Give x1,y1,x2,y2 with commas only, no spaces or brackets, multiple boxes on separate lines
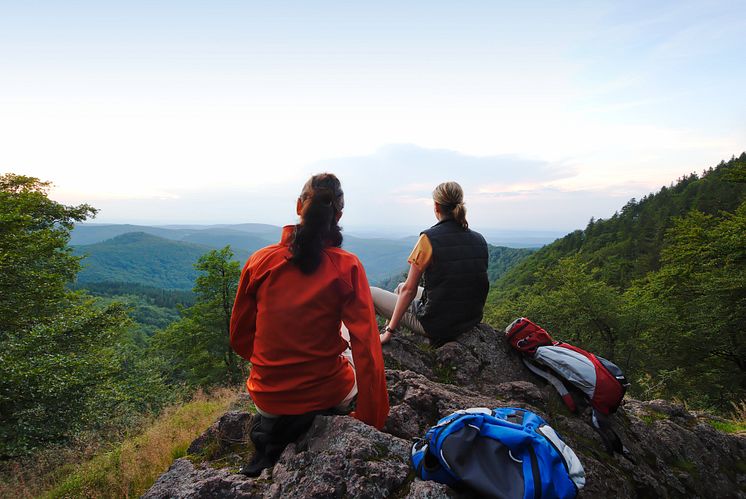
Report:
144,323,746,499
384,369,522,440
186,411,252,457
382,323,534,395
144,415,411,499
405,479,467,498
142,459,264,499
267,416,410,498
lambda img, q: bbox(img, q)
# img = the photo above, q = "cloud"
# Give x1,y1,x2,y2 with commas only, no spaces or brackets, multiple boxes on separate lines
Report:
308,143,574,199
300,144,602,230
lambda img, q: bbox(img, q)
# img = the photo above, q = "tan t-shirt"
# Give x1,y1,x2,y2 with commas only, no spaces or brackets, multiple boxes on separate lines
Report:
407,234,433,271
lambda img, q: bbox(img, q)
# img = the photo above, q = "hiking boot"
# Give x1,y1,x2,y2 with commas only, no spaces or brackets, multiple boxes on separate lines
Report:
238,453,275,477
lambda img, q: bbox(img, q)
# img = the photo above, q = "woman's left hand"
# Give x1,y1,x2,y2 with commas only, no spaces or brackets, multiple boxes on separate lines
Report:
379,328,393,344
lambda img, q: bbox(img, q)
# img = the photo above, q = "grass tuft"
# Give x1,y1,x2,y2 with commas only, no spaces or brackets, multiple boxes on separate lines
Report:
639,409,668,425
1,388,237,499
707,400,746,435
709,420,746,434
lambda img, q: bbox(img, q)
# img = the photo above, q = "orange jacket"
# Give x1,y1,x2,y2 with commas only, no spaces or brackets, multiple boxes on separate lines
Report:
230,226,389,429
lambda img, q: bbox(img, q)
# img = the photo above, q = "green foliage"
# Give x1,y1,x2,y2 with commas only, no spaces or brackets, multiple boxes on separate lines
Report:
36,390,236,499
624,202,746,406
496,153,746,292
0,174,96,335
153,247,245,386
486,154,746,408
76,281,195,308
486,256,626,359
74,282,196,342
638,409,668,425
486,245,535,282
708,420,746,434
0,299,130,456
0,174,175,458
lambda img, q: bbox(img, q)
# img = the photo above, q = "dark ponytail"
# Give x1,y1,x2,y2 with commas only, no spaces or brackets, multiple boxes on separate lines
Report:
290,173,344,274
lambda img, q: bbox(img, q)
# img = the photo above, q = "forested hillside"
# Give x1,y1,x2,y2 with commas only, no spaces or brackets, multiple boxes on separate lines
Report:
73,232,248,290
72,225,417,286
487,245,534,282
486,153,746,408
497,153,746,290
75,282,195,337
70,223,280,248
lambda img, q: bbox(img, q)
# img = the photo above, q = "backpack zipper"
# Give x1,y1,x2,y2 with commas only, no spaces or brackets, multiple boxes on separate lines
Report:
507,320,530,339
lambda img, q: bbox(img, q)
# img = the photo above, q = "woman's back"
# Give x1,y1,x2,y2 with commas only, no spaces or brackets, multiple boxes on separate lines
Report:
229,173,388,477
417,218,489,345
236,229,369,415
371,181,489,347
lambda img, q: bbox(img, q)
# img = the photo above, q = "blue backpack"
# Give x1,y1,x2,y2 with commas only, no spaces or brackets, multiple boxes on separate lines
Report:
410,407,585,499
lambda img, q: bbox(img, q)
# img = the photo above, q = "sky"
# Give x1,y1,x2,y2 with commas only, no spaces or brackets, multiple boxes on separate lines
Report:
1,0,744,233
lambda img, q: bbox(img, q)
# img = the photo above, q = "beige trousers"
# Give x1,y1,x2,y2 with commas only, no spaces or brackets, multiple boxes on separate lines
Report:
369,284,427,336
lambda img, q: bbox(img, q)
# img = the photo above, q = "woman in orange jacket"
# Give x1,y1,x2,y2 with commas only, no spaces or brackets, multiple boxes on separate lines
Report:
230,173,389,476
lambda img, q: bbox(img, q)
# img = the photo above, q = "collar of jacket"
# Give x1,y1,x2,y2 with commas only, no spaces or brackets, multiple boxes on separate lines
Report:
279,225,295,246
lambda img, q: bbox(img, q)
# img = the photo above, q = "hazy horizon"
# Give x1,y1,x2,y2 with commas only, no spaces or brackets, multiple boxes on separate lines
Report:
73,220,568,248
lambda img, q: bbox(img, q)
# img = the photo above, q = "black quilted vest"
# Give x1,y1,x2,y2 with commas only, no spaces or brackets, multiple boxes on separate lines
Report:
416,219,489,346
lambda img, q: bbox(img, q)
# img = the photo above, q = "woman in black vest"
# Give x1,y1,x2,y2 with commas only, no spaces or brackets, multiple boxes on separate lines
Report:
371,181,489,347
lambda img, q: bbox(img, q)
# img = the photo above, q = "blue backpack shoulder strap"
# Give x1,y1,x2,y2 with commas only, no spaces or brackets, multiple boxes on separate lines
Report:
492,408,585,499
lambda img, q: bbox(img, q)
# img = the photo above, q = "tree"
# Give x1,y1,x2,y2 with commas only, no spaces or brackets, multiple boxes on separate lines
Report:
625,203,746,406
0,301,131,456
153,246,245,386
0,174,95,336
487,256,626,359
0,174,158,457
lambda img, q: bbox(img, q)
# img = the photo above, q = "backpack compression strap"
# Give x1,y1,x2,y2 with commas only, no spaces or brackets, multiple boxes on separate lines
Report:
592,409,635,463
522,358,577,412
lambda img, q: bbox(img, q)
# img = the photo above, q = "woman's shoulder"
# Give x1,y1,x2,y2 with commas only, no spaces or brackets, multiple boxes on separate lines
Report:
248,243,291,269
324,246,361,264
468,227,488,244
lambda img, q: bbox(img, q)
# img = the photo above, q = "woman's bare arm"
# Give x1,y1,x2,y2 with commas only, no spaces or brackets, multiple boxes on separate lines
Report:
380,262,423,344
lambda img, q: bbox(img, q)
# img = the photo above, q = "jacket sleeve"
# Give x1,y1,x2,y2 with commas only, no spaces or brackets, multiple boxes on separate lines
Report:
342,258,389,429
230,262,256,361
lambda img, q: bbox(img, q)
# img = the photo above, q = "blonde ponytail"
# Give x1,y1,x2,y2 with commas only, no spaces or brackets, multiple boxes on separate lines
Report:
433,181,469,229
452,202,468,229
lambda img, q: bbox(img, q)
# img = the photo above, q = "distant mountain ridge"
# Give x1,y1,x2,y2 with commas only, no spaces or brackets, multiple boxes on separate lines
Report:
71,224,418,285
72,223,536,290
70,223,281,250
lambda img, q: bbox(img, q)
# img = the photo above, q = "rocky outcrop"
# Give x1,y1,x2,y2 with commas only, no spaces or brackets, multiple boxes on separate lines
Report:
145,325,746,498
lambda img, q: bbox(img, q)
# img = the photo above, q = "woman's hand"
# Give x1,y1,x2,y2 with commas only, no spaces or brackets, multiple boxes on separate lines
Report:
379,328,393,344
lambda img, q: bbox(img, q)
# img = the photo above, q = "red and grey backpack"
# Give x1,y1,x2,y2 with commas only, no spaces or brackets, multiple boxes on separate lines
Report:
505,318,631,457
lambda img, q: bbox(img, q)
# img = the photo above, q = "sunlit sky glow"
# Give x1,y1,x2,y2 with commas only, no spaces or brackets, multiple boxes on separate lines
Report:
1,1,744,232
